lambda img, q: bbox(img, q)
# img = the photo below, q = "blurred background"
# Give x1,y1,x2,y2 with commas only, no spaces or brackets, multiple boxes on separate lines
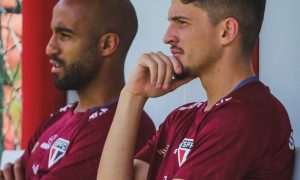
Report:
0,0,22,152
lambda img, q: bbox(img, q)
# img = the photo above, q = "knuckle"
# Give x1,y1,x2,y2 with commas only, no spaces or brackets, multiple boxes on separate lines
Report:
157,59,166,68
14,163,21,171
3,163,12,170
140,53,149,59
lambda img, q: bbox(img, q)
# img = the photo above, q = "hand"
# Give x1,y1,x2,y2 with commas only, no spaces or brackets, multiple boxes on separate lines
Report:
125,51,193,99
0,159,25,180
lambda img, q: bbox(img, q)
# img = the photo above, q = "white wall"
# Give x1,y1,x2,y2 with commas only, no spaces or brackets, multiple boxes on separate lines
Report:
260,0,300,145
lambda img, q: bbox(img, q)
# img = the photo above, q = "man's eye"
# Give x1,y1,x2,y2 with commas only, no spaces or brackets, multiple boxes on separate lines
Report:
177,20,187,26
58,33,71,40
61,33,70,37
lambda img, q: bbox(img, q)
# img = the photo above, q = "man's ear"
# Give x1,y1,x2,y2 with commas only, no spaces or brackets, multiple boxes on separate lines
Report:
98,33,120,56
219,17,239,46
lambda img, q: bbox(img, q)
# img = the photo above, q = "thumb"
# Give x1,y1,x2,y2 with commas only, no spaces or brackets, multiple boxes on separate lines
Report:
0,171,4,180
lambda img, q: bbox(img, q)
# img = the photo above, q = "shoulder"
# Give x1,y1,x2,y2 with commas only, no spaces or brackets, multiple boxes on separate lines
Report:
38,103,76,132
222,81,289,122
158,102,204,131
206,82,291,137
168,102,203,119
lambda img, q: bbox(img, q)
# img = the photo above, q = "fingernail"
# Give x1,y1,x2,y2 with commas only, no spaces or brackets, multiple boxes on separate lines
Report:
176,67,182,74
163,83,170,89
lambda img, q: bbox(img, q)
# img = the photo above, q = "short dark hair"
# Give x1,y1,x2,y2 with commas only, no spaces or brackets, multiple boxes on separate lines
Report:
75,0,138,57
181,0,266,56
96,0,138,55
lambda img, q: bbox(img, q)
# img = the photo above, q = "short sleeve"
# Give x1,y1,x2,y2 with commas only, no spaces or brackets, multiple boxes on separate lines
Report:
21,114,61,169
135,116,171,164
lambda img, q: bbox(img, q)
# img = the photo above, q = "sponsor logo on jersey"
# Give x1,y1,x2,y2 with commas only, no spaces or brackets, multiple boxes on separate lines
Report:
48,138,70,168
32,164,39,175
40,142,50,150
289,131,295,150
40,134,58,150
48,134,58,144
157,144,169,157
178,138,194,167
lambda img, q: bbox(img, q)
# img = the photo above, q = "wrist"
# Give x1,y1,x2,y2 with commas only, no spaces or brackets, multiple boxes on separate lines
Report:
120,87,148,106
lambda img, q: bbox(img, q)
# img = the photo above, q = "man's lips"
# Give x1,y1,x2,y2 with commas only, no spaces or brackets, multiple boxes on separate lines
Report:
49,59,62,67
171,48,184,58
49,59,63,73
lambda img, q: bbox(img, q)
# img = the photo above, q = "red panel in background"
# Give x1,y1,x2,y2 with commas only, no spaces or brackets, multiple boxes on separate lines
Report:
252,40,259,76
22,0,64,148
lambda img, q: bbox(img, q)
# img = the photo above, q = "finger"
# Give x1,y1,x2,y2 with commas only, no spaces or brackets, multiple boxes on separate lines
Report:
3,163,14,180
0,171,5,180
170,56,183,75
138,53,158,85
149,52,167,89
14,159,24,180
156,51,174,90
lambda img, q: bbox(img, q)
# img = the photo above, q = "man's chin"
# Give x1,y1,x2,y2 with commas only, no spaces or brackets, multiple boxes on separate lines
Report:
174,66,191,80
53,79,69,91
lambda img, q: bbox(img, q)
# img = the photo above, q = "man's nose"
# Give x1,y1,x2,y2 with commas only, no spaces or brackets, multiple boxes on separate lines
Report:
163,25,179,45
45,35,59,56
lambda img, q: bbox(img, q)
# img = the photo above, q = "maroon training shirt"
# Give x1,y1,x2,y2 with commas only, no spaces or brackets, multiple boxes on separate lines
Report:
22,101,156,180
136,81,294,180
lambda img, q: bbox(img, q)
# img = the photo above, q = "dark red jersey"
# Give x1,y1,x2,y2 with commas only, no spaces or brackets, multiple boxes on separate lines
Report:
22,101,156,180
136,81,294,180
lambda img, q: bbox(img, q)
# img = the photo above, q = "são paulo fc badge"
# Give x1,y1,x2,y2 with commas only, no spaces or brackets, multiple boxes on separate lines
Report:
48,138,70,168
178,138,194,167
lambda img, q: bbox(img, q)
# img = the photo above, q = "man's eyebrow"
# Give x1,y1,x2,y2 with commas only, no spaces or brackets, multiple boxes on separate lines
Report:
168,16,190,22
54,27,74,34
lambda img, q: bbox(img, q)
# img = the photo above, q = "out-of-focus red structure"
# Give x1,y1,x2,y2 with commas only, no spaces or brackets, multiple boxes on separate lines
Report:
22,0,65,148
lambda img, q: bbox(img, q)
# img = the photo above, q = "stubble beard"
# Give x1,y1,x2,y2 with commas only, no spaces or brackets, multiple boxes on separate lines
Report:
54,47,100,91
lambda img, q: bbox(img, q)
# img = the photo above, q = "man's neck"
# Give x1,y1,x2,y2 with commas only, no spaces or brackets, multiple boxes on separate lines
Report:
74,76,125,113
200,56,254,111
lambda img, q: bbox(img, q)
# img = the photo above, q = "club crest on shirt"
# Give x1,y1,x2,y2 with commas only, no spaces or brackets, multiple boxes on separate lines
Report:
178,138,194,167
48,138,70,168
